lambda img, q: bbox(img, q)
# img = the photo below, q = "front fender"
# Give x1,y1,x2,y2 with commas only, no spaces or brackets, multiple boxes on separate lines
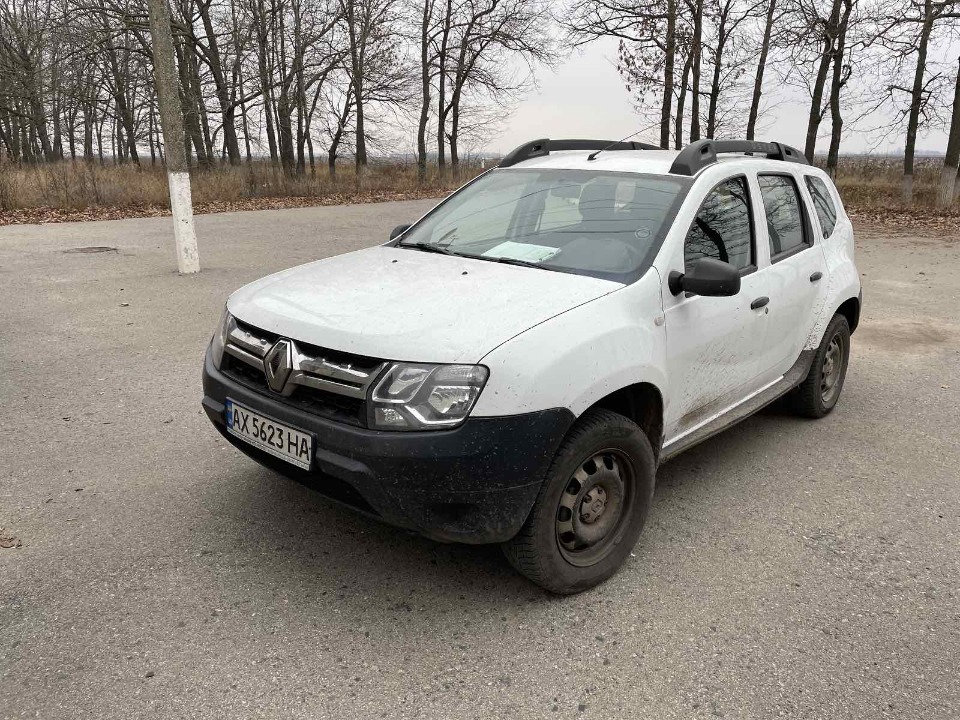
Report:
472,270,668,419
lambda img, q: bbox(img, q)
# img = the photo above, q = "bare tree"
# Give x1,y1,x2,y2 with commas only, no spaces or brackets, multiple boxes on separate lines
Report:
441,0,555,172
775,0,853,162
939,55,960,205
746,0,776,140
566,0,676,146
876,0,960,200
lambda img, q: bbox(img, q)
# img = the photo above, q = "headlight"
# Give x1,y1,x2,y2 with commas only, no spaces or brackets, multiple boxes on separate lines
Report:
211,307,233,370
369,363,488,430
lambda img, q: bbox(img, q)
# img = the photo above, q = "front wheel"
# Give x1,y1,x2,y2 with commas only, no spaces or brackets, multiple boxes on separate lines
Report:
502,409,656,594
792,313,851,418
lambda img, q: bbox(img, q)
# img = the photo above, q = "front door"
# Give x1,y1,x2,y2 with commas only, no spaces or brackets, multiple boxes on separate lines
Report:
661,175,771,441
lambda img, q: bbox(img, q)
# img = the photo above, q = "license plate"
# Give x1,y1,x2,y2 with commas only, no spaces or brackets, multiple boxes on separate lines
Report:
225,399,313,470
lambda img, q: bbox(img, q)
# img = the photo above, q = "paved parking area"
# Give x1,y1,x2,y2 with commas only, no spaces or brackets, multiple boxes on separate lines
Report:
1,202,959,719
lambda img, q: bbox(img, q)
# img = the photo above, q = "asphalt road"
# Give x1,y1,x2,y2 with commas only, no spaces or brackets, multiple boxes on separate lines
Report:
1,203,958,719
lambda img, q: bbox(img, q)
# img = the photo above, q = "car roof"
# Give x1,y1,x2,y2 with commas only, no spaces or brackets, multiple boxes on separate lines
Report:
497,139,819,180
501,149,680,176
501,149,826,180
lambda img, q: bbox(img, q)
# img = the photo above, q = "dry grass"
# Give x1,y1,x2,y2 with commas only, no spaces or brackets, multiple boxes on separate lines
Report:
826,156,955,213
0,160,485,221
0,155,956,226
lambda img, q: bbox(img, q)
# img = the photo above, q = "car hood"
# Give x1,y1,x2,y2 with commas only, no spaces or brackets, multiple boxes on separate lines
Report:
227,246,621,364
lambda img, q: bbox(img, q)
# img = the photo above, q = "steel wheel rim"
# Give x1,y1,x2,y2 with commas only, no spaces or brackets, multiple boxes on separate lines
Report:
820,331,845,405
555,449,636,567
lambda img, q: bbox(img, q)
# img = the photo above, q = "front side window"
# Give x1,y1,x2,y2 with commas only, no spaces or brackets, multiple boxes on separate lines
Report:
684,176,754,272
398,168,690,282
804,175,838,237
758,174,809,258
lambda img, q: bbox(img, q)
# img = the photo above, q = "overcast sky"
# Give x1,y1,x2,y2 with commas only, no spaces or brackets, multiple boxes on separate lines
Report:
487,38,954,157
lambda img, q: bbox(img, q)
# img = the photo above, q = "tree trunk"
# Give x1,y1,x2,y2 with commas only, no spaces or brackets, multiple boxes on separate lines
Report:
198,1,242,164
450,99,459,175
804,0,840,162
96,112,105,164
175,36,210,168
67,108,76,160
277,94,296,174
689,0,704,142
149,104,156,165
706,0,731,139
938,56,960,208
328,142,338,178
436,0,452,174
747,0,776,141
345,0,367,172
675,52,693,149
147,0,200,274
417,0,433,182
902,0,934,203
295,46,307,175
83,102,95,161
826,0,851,177
661,0,676,148
254,0,279,163
240,90,253,162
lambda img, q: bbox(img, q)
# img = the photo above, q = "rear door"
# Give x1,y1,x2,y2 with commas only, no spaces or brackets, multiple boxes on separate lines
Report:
661,174,771,439
752,173,829,384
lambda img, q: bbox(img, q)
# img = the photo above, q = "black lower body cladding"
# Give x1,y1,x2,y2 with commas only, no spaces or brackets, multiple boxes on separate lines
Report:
202,347,574,543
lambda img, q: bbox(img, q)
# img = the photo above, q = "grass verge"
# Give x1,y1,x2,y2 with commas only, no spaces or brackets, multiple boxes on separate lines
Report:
0,156,956,228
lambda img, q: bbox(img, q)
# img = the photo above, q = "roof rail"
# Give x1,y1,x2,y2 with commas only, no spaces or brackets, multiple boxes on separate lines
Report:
498,138,662,168
669,139,808,176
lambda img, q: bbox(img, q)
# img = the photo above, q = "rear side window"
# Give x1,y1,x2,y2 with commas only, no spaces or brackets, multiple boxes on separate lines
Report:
758,175,809,258
804,175,838,237
684,177,754,271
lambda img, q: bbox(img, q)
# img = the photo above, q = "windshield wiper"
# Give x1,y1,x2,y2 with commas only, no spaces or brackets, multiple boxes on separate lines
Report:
400,241,455,255
493,256,548,270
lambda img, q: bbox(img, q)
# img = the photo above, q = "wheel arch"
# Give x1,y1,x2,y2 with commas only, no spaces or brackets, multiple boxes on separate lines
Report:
585,381,665,463
836,294,861,334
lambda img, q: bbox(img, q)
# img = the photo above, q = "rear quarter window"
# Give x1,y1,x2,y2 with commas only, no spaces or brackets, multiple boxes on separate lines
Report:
804,175,838,237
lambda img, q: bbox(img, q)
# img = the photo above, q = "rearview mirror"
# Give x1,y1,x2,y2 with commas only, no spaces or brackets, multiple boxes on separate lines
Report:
668,257,741,297
390,224,412,241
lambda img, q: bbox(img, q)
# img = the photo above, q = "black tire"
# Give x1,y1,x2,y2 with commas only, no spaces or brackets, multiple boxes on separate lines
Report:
792,313,851,418
502,408,656,594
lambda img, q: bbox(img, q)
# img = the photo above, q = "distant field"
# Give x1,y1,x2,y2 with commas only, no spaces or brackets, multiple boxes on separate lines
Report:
0,155,955,226
824,156,954,212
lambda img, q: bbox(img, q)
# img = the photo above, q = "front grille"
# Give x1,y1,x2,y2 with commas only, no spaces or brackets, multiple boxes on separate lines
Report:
221,318,386,427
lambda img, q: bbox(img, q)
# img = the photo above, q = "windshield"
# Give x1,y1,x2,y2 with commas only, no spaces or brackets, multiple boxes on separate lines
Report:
398,168,690,282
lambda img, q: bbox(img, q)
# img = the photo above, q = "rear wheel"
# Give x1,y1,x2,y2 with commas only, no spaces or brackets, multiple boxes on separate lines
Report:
502,409,655,594
792,314,851,418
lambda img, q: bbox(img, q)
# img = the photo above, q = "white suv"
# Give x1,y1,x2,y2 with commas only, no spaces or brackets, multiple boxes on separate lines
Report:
202,138,862,594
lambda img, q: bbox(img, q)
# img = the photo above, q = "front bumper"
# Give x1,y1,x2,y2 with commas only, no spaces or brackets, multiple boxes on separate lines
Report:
202,348,574,543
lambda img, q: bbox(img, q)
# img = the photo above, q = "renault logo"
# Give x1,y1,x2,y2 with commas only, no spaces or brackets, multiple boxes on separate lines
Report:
263,339,294,393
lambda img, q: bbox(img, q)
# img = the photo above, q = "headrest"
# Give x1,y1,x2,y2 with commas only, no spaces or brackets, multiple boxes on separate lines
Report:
578,179,619,221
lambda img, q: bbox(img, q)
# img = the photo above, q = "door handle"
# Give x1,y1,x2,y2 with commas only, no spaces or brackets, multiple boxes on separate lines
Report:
810,271,823,282
750,296,770,310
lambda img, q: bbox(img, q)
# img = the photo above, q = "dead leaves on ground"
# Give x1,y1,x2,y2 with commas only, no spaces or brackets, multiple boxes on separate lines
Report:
0,529,22,549
847,208,960,236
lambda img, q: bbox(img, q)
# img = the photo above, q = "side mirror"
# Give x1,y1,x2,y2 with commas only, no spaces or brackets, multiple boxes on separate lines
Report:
668,257,741,297
390,223,412,241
